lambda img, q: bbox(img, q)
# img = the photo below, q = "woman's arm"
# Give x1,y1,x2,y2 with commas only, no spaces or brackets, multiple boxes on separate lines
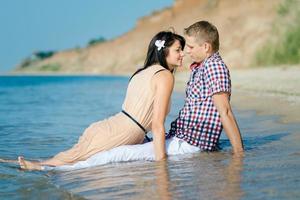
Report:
212,92,244,154
151,70,174,161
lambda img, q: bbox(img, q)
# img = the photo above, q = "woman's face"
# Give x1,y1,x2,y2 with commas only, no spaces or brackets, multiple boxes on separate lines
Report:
165,40,184,70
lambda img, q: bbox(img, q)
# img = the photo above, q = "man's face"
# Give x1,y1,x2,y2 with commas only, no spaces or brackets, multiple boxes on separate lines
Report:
185,35,207,63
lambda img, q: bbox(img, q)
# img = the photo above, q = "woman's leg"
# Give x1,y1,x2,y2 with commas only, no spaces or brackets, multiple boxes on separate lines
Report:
18,156,43,170
18,141,92,170
18,123,100,170
18,112,147,170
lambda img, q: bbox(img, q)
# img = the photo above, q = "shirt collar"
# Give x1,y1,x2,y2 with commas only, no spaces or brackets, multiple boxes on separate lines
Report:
189,52,220,71
189,62,202,70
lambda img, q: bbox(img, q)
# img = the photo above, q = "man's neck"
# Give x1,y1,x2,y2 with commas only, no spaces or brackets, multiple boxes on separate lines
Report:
190,51,217,70
205,51,214,59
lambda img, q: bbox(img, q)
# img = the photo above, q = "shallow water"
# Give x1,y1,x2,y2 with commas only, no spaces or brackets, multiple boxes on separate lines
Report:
0,76,299,199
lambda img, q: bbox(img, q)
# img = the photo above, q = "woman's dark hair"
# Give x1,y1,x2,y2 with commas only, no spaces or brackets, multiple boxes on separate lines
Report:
130,31,185,80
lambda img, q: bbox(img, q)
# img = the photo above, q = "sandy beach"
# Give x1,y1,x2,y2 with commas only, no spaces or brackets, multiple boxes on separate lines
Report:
174,65,300,124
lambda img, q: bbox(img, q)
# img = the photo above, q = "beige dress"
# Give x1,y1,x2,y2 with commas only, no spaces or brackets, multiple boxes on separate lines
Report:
51,65,166,164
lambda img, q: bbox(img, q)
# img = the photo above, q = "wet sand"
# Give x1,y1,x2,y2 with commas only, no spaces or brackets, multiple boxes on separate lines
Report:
174,65,300,124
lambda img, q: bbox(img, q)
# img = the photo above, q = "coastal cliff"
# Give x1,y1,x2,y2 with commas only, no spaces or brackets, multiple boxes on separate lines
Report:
14,0,282,74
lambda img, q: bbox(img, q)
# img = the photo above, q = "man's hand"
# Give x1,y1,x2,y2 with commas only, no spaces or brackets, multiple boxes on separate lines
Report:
212,92,244,154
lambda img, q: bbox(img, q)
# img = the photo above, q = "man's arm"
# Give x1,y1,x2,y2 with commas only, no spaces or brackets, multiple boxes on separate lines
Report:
212,92,244,154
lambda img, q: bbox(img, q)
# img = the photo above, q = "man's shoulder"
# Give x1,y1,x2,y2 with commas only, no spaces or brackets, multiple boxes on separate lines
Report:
203,52,229,72
204,52,226,66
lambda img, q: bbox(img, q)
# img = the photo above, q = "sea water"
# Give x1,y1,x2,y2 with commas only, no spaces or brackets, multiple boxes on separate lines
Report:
0,76,299,199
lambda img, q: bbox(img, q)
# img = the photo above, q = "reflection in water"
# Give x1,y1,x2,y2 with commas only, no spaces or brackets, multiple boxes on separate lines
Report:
51,160,173,199
217,154,244,200
171,152,244,200
50,152,245,200
154,161,172,200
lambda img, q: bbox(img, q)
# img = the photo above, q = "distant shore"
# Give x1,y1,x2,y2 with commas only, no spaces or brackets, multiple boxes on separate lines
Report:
174,65,300,124
0,71,131,79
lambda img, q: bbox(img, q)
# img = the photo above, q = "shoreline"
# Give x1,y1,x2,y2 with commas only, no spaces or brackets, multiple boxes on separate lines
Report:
2,66,299,124
174,65,300,124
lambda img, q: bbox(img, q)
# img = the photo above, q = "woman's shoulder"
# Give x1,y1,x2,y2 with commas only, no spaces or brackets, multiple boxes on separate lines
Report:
151,70,174,94
148,65,174,91
147,64,170,75
147,64,165,71
152,67,174,83
137,65,173,84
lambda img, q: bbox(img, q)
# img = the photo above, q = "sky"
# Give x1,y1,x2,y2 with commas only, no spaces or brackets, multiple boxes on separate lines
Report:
0,0,173,73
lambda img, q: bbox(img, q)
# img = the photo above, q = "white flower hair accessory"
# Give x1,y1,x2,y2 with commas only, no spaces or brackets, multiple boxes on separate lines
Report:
155,40,165,51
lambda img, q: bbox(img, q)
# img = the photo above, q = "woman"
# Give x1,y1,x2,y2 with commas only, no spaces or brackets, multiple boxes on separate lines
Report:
17,31,185,170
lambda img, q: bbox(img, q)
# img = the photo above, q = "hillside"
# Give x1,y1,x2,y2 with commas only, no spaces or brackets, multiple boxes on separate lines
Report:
14,0,282,74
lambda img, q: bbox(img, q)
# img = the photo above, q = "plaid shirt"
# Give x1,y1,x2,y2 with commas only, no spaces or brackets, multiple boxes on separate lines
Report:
168,52,231,151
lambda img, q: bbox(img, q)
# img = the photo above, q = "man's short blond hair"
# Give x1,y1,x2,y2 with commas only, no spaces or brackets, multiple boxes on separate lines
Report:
184,21,219,52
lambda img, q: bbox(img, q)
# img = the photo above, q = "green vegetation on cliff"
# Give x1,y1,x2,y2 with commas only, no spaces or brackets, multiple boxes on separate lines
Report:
87,36,106,46
255,0,300,66
18,50,56,69
39,63,61,72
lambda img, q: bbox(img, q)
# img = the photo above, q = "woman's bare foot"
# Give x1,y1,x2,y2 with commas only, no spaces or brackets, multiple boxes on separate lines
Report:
18,156,42,170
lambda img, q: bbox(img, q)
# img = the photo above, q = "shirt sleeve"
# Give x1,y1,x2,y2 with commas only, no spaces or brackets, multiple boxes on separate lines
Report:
204,61,231,96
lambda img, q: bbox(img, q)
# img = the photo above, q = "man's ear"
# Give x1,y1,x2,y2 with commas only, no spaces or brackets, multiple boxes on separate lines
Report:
204,42,212,53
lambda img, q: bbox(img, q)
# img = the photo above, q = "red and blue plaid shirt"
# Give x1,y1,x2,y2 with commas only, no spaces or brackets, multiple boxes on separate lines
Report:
167,52,231,151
